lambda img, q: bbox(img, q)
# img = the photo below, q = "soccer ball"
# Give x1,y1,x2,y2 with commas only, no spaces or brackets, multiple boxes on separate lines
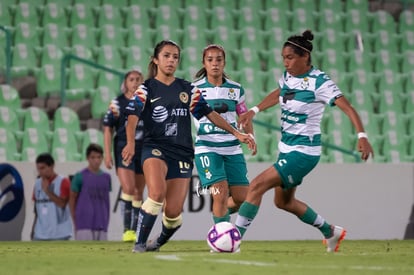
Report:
206,222,242,253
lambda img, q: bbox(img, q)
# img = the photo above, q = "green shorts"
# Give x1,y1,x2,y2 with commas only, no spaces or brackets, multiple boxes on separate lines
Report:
273,151,320,189
194,152,249,188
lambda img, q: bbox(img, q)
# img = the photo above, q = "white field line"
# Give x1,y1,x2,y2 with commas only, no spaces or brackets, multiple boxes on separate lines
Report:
155,254,414,272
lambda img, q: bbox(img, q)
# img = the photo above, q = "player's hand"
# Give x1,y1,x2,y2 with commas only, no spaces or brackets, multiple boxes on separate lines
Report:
104,155,113,169
357,138,374,161
235,132,257,156
237,110,255,129
121,142,135,166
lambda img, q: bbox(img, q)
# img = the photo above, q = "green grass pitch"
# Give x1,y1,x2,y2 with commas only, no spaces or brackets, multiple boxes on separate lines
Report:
0,240,413,275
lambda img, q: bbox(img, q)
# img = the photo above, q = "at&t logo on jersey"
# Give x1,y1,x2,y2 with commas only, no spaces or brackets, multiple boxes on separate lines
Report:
152,106,168,122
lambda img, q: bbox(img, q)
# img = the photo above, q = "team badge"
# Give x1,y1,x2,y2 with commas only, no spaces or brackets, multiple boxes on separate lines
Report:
151,149,162,156
204,169,212,180
179,92,188,103
301,77,310,90
228,88,236,100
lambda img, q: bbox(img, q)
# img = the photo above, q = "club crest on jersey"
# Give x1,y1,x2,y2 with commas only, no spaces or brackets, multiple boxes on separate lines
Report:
151,149,162,156
301,77,310,90
165,123,178,136
228,88,236,100
179,92,188,103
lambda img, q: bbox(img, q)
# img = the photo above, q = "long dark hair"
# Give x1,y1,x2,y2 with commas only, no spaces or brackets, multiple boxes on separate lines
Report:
147,40,181,79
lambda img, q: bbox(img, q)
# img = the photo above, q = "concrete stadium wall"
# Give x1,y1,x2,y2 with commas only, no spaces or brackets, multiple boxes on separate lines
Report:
1,161,413,241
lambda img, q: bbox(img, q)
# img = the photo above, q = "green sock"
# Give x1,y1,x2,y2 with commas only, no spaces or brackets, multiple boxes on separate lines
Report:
228,207,238,215
213,210,230,224
235,202,259,237
299,206,332,238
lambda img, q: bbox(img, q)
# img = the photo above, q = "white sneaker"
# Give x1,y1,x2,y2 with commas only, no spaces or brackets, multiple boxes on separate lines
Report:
324,225,346,252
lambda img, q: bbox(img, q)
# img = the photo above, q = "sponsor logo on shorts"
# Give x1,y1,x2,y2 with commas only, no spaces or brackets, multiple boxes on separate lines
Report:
151,149,162,156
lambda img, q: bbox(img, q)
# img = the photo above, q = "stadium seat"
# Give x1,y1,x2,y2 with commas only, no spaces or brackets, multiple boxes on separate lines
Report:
239,26,266,52
400,31,414,62
347,50,374,74
122,46,146,72
70,23,98,49
98,4,123,27
91,86,117,119
180,25,209,52
262,7,289,33
370,10,396,33
235,47,262,72
0,106,22,136
22,106,52,136
69,44,94,60
95,44,124,70
376,70,404,114
52,106,81,132
180,46,201,74
0,84,21,109
263,26,287,54
382,130,410,163
101,0,129,8
209,6,236,31
41,23,70,50
66,63,97,100
153,3,181,28
38,44,64,68
11,43,39,77
180,4,210,36
20,127,50,161
34,64,61,99
42,1,68,27
398,10,413,33
343,9,370,34
68,2,98,27
401,50,414,77
152,24,182,49
50,128,82,162
0,1,15,27
96,71,123,92
125,24,154,54
290,8,316,34
236,6,262,29
319,47,347,75
124,4,153,29
13,1,40,25
0,128,21,161
98,23,126,47
13,21,41,47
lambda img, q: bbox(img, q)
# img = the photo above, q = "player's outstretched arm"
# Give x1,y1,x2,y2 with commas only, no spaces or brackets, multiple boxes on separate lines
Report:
238,88,280,128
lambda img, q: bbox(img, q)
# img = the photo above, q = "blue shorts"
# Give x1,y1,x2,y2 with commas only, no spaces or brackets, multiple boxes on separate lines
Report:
141,145,193,179
273,151,320,189
194,152,249,188
114,143,143,174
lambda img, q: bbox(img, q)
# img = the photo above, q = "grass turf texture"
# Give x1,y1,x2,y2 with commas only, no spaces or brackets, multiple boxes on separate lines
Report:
0,240,413,275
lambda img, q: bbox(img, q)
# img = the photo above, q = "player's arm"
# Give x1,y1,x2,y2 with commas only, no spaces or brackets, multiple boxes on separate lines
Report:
206,111,256,152
41,178,70,209
238,88,280,128
335,96,374,161
103,126,114,169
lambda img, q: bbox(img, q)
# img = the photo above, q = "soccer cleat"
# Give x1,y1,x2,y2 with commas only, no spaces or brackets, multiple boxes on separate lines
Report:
145,239,161,252
324,225,346,252
132,243,147,253
122,230,136,242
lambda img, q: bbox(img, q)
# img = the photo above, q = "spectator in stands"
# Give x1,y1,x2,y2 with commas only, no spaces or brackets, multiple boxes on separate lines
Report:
121,40,256,252
192,44,256,224
235,30,374,252
31,153,72,240
103,69,146,242
69,143,111,241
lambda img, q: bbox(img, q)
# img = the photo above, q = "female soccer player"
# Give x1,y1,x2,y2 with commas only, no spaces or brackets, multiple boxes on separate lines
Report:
121,40,256,252
235,30,374,252
103,70,146,242
193,44,256,224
